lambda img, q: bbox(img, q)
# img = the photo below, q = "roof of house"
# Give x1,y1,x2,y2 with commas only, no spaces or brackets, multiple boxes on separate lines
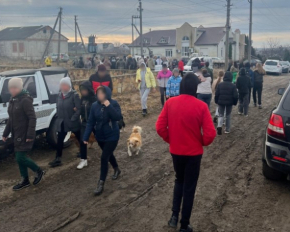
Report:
0,26,68,41
0,67,67,77
195,27,225,45
130,29,176,47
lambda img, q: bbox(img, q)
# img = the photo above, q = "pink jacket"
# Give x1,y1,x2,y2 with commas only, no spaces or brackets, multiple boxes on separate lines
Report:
157,69,172,87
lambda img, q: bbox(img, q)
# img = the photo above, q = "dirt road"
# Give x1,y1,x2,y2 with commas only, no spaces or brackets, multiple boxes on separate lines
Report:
1,74,290,232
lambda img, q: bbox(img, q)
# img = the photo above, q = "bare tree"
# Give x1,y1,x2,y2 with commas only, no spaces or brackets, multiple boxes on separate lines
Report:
266,38,280,57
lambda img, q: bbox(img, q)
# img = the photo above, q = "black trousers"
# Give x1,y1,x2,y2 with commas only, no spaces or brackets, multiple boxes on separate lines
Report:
98,141,119,181
248,87,252,104
80,124,87,159
57,123,80,158
253,84,263,105
179,70,184,77
171,154,202,229
159,87,167,106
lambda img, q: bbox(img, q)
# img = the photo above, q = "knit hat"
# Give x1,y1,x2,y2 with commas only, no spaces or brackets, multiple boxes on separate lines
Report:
173,68,179,74
60,76,72,88
98,64,106,72
8,77,23,89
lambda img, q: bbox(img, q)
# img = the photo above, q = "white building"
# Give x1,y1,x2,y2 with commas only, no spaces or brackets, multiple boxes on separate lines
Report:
0,26,68,60
129,23,245,61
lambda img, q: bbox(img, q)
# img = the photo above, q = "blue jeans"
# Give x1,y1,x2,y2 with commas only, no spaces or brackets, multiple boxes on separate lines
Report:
197,93,212,108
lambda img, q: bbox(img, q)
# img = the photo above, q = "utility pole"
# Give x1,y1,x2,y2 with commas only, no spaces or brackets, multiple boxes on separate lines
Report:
225,0,231,71
137,0,143,57
248,0,253,62
57,7,62,65
75,15,78,55
131,15,134,56
76,22,87,53
40,8,60,65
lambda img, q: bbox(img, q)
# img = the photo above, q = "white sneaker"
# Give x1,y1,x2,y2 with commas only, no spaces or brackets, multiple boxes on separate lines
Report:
77,159,88,170
224,130,230,134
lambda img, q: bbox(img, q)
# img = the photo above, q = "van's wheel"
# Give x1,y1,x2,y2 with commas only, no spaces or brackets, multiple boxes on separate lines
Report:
262,161,285,180
46,118,72,149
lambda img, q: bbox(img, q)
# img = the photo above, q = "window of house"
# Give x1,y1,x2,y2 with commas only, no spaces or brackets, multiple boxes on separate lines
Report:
165,49,172,57
182,36,189,41
19,43,24,53
12,43,17,52
182,47,189,57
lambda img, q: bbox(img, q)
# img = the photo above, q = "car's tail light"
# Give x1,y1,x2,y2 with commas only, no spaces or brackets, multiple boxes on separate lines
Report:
273,156,287,162
267,113,285,139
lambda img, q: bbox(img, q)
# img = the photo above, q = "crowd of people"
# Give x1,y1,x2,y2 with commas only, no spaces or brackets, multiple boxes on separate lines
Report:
2,57,266,232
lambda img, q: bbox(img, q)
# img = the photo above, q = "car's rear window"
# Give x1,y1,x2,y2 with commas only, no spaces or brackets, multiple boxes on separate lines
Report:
265,61,278,66
282,90,290,111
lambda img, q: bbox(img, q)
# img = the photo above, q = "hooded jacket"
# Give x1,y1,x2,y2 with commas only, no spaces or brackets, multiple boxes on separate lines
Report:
79,81,97,125
3,90,36,152
156,74,216,156
236,69,251,95
166,75,182,97
197,73,212,94
215,72,238,106
136,63,156,89
83,86,122,142
157,69,172,87
253,70,264,85
178,60,184,71
89,72,113,92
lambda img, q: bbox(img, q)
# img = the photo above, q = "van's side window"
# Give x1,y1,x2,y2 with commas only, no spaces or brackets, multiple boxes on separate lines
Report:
0,76,37,104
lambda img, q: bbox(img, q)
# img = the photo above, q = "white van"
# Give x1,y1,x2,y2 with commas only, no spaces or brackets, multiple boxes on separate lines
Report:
183,57,213,73
0,67,71,158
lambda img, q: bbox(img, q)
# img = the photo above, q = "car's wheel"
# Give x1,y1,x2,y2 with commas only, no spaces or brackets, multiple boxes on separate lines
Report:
46,118,72,149
262,161,285,180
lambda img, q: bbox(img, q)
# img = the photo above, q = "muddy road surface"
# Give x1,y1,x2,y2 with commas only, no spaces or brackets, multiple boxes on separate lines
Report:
1,74,290,232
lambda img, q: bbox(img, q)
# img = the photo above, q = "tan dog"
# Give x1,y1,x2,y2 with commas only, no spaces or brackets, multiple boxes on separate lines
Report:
127,126,142,156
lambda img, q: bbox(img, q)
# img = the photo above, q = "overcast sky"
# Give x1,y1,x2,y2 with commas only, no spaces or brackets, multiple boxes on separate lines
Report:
0,0,289,48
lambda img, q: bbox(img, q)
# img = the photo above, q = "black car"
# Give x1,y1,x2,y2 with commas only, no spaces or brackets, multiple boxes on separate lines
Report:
262,86,290,180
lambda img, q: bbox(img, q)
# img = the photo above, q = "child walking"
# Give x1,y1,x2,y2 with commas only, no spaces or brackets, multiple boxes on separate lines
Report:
236,68,251,116
215,72,238,135
212,70,224,123
166,68,182,98
2,78,45,191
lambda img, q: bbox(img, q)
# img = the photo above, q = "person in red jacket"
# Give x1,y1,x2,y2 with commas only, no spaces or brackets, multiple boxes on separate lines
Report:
178,59,184,77
156,73,216,232
89,64,113,92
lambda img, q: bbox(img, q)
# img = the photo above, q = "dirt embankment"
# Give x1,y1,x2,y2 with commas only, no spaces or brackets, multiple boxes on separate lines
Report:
0,74,290,232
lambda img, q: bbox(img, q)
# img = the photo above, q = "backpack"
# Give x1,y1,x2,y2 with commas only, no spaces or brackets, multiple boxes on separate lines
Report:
254,71,263,83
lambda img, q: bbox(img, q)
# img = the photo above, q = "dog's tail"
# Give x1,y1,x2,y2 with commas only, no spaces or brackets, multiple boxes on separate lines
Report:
132,126,142,134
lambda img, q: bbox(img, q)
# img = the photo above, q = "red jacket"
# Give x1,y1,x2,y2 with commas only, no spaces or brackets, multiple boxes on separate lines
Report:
178,60,184,71
156,95,216,156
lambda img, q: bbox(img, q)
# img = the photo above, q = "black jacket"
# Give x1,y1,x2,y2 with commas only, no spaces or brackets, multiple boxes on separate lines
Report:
79,81,97,125
253,70,264,86
215,72,238,106
56,90,81,133
236,72,251,95
3,90,36,152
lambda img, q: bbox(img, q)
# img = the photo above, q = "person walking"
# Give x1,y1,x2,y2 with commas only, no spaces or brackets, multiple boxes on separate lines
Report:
116,58,126,70
166,68,182,98
89,64,113,92
49,77,81,167
45,55,52,67
178,59,184,77
157,64,172,107
83,86,122,196
94,56,101,71
147,55,155,71
253,63,266,109
230,61,239,84
236,68,251,117
197,69,212,108
156,73,216,232
136,62,156,116
156,56,162,65
2,78,45,190
212,70,224,123
215,71,238,135
245,62,254,104
191,58,200,73
77,81,97,169
204,61,213,82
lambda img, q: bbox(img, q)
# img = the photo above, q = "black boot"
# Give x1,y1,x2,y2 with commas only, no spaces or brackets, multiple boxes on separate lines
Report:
33,168,45,185
179,225,193,232
213,116,218,124
168,215,178,228
142,109,147,116
94,180,105,196
217,127,222,135
13,178,30,191
112,167,121,180
49,157,62,167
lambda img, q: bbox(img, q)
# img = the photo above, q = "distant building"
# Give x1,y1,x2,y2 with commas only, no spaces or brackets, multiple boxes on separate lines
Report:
0,25,68,60
129,22,245,61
